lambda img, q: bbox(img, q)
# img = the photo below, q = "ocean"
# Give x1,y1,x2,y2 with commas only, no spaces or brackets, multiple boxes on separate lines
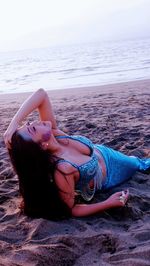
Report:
0,38,150,94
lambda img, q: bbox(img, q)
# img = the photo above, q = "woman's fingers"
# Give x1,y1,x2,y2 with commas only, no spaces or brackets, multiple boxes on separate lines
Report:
7,140,12,149
4,135,11,149
4,130,14,149
119,189,129,205
3,121,19,149
107,189,130,208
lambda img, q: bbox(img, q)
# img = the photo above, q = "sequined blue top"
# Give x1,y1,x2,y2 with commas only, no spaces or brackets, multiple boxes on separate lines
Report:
56,135,103,201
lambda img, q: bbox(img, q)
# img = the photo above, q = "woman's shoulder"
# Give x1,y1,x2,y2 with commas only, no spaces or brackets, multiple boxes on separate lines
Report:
52,128,69,137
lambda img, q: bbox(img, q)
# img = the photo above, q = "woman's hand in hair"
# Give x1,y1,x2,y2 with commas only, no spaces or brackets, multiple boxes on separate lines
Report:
4,120,19,149
3,88,54,149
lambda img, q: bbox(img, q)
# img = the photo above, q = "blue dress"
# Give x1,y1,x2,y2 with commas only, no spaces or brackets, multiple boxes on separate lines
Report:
56,135,150,201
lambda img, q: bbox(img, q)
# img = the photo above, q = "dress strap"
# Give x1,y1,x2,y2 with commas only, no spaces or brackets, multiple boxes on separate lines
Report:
55,135,70,139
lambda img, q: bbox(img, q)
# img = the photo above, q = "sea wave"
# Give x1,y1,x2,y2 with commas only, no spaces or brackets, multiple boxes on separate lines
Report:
0,38,150,94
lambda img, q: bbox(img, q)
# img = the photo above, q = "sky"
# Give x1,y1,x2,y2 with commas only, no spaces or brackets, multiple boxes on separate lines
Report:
0,0,149,52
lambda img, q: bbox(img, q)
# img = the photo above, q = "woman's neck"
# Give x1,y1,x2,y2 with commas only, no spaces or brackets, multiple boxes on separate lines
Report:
47,134,63,155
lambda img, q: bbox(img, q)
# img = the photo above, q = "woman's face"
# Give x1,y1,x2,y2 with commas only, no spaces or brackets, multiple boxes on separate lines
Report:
17,121,52,143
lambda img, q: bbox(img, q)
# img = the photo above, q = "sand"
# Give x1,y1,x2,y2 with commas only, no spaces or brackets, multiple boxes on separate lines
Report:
0,79,150,266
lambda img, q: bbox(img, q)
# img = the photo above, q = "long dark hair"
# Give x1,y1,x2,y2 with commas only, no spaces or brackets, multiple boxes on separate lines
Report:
9,131,71,220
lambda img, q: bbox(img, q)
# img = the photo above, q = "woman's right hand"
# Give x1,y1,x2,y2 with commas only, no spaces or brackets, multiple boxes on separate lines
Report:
4,120,19,149
106,189,129,208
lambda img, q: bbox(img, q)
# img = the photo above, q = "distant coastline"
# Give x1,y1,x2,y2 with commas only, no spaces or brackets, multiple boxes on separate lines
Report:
0,38,150,95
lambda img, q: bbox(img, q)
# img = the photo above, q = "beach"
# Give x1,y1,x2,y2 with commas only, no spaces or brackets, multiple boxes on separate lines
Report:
0,79,150,266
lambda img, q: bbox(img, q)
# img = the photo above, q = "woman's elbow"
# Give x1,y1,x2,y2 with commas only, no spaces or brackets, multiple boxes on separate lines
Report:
37,88,46,96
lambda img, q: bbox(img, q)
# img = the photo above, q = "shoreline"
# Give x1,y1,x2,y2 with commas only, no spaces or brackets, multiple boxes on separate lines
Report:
0,79,150,109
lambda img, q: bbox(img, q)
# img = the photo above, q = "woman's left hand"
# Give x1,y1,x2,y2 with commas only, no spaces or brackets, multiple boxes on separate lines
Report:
106,189,129,208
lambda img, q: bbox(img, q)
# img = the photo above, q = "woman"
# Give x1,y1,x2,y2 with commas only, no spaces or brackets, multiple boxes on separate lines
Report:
4,89,150,220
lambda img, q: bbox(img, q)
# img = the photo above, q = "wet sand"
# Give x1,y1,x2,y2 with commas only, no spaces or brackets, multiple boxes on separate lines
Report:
0,79,150,266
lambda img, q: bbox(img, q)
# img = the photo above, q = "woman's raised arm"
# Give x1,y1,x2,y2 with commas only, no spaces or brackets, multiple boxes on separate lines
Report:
4,88,57,147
